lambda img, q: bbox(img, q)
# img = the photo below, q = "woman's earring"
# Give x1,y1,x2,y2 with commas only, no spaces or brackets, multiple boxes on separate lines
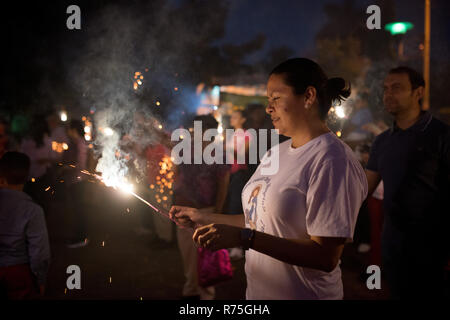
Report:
305,104,310,110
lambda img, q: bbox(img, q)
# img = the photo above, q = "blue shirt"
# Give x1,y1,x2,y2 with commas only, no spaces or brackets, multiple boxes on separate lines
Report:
366,111,450,262
0,188,50,285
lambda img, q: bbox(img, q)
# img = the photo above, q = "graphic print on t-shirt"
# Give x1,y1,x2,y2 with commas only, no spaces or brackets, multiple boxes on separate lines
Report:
243,176,271,232
244,184,261,229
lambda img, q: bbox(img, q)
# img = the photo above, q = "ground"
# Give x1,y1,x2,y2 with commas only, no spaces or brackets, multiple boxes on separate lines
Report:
42,183,388,300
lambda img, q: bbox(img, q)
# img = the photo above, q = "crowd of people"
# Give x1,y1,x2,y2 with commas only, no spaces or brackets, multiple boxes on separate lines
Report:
0,58,449,300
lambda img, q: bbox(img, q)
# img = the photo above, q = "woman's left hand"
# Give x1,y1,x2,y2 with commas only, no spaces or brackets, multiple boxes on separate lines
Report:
193,224,242,251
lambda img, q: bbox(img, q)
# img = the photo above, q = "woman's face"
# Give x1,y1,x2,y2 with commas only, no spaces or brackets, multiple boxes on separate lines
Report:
266,74,305,137
230,111,246,129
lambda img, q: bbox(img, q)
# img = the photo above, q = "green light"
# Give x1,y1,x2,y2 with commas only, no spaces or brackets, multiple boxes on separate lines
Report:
385,22,414,35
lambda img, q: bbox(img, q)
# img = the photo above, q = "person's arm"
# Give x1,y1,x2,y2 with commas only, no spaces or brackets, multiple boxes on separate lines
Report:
365,169,381,197
365,135,382,197
26,206,51,294
169,206,245,228
215,170,230,213
193,224,345,272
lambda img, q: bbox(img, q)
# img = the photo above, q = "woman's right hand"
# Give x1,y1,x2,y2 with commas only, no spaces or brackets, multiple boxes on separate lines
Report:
169,206,207,229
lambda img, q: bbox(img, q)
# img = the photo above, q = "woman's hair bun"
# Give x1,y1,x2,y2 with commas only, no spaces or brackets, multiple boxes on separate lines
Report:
326,77,351,106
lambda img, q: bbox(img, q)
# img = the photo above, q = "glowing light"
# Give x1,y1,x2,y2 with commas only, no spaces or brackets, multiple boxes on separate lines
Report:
158,124,163,130
213,105,218,110
103,127,114,136
385,22,414,35
60,111,67,122
217,125,223,134
336,131,342,137
31,178,35,182
174,87,178,91
335,106,346,119
52,141,67,153
84,134,91,141
156,101,161,106
84,126,91,133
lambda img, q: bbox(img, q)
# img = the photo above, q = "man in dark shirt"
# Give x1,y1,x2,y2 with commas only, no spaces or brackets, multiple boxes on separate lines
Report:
366,67,450,299
0,152,50,299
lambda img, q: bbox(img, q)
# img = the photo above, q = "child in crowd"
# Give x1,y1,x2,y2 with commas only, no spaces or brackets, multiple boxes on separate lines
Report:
0,152,50,299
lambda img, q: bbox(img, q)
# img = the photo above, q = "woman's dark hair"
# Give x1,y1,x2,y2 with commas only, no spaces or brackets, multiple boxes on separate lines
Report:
270,58,351,120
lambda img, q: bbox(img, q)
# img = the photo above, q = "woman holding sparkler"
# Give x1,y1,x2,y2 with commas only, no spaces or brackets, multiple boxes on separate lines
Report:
170,58,368,300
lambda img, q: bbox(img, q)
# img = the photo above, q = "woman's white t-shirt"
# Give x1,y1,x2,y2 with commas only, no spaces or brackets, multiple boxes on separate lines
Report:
242,132,368,300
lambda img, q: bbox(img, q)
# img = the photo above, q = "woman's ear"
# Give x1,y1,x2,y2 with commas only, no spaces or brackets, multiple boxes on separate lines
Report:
304,86,317,109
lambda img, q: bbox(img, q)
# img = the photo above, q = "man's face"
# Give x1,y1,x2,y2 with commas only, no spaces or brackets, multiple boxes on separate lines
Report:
383,73,422,116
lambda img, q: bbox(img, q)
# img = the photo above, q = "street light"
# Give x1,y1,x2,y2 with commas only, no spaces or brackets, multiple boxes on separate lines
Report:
385,21,414,60
385,22,414,35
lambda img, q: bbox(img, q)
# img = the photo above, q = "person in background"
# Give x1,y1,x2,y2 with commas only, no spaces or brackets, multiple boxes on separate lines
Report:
0,152,50,299
366,66,450,299
64,120,89,248
173,114,230,300
145,127,174,244
46,112,68,161
20,115,53,180
343,93,374,147
224,109,252,260
20,115,54,211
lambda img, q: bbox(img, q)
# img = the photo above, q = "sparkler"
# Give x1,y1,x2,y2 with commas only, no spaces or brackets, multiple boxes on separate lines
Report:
78,168,172,220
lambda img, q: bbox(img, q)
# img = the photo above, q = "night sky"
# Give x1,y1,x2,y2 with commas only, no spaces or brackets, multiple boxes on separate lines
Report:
219,0,450,62
1,0,449,118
